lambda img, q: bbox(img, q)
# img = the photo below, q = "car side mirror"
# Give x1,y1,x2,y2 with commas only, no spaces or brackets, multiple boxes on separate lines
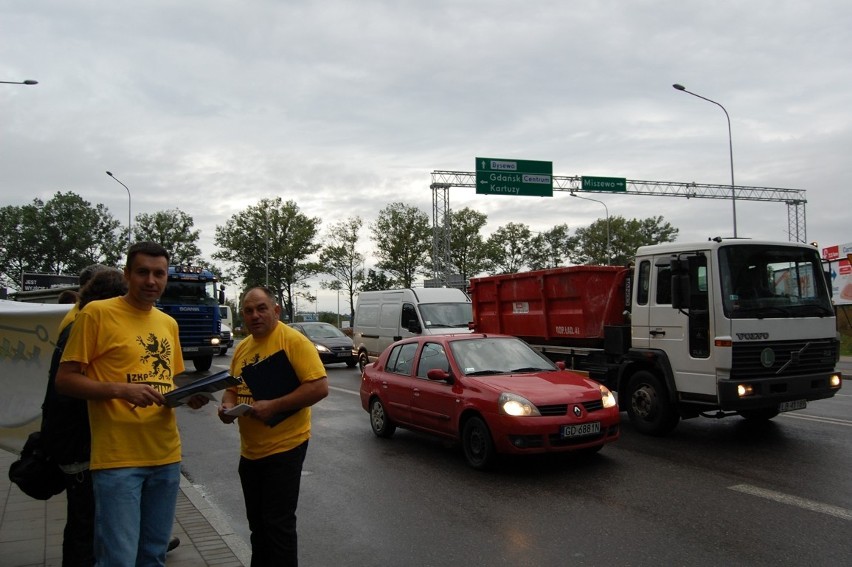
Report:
427,369,452,383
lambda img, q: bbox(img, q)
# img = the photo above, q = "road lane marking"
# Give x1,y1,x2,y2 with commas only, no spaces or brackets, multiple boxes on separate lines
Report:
330,385,359,396
779,413,852,427
729,484,852,521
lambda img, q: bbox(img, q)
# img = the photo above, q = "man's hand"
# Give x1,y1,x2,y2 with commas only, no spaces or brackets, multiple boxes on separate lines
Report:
124,383,167,408
185,394,210,410
218,402,238,424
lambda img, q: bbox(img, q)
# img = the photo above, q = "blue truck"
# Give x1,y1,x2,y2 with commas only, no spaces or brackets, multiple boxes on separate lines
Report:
158,265,224,372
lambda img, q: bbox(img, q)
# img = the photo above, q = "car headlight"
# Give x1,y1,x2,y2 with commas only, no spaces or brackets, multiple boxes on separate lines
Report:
600,384,617,408
499,392,541,416
315,344,330,353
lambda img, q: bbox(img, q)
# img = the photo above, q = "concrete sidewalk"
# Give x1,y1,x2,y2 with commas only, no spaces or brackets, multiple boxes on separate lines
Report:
0,448,250,566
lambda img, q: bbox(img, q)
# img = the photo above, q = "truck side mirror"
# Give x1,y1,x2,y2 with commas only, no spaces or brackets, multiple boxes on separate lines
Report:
824,270,833,298
671,274,691,309
407,320,422,334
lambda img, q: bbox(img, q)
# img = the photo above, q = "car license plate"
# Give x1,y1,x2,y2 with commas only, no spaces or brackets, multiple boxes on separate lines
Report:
779,399,807,412
337,352,351,357
560,422,600,439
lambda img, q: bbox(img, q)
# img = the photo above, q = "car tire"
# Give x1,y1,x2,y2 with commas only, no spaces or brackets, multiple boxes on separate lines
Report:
345,358,357,369
462,416,496,470
625,370,680,436
739,407,780,421
369,398,396,438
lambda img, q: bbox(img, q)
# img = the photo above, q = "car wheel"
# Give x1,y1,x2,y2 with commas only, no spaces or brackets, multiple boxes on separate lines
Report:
369,398,396,438
462,416,496,470
625,370,680,436
739,407,780,421
345,358,357,369
358,351,370,373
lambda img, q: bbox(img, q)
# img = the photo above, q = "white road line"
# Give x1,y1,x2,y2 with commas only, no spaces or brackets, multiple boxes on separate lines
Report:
729,484,852,521
779,413,852,427
330,385,359,396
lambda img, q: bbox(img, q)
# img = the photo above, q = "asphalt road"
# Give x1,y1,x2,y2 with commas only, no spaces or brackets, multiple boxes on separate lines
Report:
176,355,852,567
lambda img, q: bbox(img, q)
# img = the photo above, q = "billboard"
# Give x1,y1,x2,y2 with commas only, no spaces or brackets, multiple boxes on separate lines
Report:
821,242,852,305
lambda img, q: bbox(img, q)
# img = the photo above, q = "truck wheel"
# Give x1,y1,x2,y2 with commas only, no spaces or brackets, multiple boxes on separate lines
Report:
462,416,496,470
370,398,396,438
626,370,679,436
193,356,213,372
739,407,780,421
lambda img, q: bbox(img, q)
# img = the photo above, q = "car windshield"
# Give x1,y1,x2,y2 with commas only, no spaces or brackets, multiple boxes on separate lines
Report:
301,324,346,339
449,337,557,376
418,302,473,329
719,244,834,319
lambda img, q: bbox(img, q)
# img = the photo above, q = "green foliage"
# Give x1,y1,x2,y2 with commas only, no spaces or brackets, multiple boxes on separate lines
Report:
570,215,678,265
370,202,431,287
0,192,125,290
448,207,492,281
133,209,202,265
486,222,532,274
527,224,572,270
213,197,321,323
361,269,396,291
319,217,365,322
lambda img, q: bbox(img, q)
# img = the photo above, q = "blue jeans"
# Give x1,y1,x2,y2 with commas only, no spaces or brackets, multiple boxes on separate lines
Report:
91,463,180,567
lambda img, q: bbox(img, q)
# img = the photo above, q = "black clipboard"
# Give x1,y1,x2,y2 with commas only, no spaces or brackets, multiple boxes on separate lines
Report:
164,370,240,408
240,350,302,426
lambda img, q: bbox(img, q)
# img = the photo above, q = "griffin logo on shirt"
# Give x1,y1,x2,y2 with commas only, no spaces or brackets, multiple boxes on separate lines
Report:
136,333,173,379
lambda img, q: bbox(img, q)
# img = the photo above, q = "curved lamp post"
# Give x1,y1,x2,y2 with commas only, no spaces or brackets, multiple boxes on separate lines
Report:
673,83,737,238
571,192,610,264
0,79,38,85
105,171,132,246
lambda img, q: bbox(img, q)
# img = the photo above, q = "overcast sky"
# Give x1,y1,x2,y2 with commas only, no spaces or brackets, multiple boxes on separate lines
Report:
2,1,850,310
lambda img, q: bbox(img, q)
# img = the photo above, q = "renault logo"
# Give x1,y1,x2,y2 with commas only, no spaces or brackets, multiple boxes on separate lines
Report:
573,405,582,417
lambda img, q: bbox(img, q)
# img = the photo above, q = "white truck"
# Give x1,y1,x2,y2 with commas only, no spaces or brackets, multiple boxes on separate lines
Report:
469,238,843,435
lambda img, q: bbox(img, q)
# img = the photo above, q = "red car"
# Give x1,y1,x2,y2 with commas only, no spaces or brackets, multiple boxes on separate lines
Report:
359,333,620,469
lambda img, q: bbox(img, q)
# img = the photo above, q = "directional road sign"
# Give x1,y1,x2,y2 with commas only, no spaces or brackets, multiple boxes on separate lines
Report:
581,176,627,192
475,157,553,197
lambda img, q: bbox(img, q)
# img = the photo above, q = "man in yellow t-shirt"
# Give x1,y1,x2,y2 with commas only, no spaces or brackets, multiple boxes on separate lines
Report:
218,286,328,567
57,242,208,567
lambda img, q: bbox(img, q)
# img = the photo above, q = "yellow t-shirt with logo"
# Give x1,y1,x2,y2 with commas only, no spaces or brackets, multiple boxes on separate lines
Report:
229,322,326,460
61,296,186,470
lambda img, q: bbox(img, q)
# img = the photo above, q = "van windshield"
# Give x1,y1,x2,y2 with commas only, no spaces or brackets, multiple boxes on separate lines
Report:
419,302,473,329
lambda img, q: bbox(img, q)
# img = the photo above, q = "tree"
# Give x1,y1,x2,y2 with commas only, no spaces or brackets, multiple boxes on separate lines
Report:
360,268,397,291
214,197,321,322
133,209,202,264
485,222,532,274
0,192,124,290
370,202,431,288
319,217,365,323
448,207,492,282
526,224,572,270
570,215,679,265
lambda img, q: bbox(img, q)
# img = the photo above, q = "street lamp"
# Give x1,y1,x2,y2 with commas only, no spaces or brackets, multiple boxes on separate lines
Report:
105,171,132,246
571,192,610,264
672,83,737,238
0,79,38,85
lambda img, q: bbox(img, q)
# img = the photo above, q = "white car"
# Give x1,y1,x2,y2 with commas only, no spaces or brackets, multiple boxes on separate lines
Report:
218,322,235,356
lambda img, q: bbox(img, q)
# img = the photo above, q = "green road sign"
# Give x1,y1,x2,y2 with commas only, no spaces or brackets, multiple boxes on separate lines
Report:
475,157,553,197
581,176,627,192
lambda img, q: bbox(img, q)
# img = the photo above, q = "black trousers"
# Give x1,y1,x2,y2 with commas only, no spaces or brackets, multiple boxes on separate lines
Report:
239,441,309,567
62,469,95,567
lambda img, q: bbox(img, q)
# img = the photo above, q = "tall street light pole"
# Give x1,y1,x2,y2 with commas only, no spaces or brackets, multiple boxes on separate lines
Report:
673,83,737,238
571,192,610,264
0,79,38,85
105,171,132,246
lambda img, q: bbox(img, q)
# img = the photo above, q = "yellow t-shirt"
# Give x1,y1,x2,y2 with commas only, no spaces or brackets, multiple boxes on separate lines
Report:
58,303,79,334
61,296,186,470
229,322,326,460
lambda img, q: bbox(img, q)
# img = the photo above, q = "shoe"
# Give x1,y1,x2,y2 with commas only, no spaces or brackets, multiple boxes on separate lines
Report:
167,536,181,553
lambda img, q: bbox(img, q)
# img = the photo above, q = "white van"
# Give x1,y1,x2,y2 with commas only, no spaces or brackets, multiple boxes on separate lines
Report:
352,287,472,371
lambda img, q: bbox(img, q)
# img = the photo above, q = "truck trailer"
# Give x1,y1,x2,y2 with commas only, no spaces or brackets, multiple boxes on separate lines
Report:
468,238,843,435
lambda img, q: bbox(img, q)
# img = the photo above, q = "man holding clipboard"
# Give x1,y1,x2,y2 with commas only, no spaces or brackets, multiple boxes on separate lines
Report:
218,286,328,567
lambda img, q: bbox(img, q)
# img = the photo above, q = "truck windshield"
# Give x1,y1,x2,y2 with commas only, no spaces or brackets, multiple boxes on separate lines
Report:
159,280,219,306
419,302,474,329
719,245,833,319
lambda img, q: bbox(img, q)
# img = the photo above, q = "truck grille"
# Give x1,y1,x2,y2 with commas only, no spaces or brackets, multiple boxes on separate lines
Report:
731,338,837,379
159,306,215,346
